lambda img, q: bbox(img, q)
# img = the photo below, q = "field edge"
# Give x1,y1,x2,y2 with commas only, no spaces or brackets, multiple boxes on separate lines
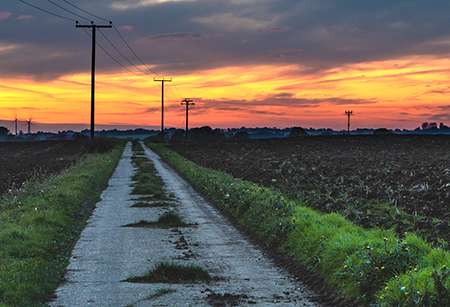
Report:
0,140,126,307
146,141,450,306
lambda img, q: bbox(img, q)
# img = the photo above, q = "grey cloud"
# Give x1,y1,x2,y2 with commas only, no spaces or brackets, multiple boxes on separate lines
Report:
4,0,450,79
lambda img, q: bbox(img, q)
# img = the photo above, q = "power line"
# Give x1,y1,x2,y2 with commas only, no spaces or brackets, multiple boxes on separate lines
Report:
18,0,77,22
45,0,91,22
171,81,184,100
82,28,143,76
61,0,111,22
112,23,160,76
98,29,150,76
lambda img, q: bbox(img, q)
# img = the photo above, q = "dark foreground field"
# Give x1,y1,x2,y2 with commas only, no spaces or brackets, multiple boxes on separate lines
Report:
0,141,88,195
170,135,450,247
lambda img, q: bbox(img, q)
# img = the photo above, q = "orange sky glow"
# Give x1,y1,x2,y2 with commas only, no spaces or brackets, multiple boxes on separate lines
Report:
2,54,450,132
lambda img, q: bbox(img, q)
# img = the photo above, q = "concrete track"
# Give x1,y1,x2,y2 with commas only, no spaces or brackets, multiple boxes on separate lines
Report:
49,142,319,306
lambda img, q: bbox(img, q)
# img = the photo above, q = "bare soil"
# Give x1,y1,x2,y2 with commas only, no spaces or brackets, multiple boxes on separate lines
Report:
0,141,88,195
169,135,450,247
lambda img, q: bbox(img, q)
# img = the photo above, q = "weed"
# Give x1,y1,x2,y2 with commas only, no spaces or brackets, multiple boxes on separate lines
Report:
125,262,211,284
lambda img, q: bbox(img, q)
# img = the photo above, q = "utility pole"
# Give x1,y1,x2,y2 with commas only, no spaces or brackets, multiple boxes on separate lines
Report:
76,21,112,142
344,110,353,135
27,119,31,134
14,117,17,136
154,78,172,142
181,98,194,141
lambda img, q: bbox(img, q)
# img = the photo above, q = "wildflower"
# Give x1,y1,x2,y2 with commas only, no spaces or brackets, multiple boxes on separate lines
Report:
381,266,385,270
385,286,388,290
344,265,347,268
401,287,406,291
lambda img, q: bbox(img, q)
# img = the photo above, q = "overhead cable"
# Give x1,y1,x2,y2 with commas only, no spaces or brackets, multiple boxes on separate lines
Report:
18,0,77,22
82,28,143,77
99,29,150,76
61,0,111,22
45,0,91,22
112,23,160,76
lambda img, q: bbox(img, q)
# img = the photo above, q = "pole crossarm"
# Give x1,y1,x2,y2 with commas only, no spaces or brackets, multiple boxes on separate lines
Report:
76,21,112,142
154,78,172,142
75,21,113,28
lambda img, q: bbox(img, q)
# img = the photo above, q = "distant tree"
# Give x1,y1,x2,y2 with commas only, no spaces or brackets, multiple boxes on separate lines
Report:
373,128,393,135
289,127,308,137
233,131,250,140
189,126,225,141
0,126,9,136
429,122,438,129
170,129,185,142
422,122,429,130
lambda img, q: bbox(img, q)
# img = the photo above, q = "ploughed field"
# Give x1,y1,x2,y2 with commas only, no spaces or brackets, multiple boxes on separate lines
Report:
0,141,88,195
169,135,450,247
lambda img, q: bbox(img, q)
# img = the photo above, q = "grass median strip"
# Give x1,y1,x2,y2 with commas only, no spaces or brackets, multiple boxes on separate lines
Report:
0,140,125,307
146,141,450,306
125,262,211,284
130,201,171,208
131,141,168,200
123,211,194,228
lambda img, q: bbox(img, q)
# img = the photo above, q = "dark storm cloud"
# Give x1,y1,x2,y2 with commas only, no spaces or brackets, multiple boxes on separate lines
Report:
3,0,450,79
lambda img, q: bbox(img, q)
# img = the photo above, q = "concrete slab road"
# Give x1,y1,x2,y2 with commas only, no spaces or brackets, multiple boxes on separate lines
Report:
49,142,319,306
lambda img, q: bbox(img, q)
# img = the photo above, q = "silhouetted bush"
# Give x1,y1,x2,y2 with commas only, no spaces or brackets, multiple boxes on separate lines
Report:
233,131,250,140
87,137,121,153
373,128,393,135
289,127,308,137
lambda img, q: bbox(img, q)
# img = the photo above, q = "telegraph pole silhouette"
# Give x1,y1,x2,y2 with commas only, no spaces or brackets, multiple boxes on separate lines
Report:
344,110,353,135
181,98,194,141
76,21,112,142
154,78,172,142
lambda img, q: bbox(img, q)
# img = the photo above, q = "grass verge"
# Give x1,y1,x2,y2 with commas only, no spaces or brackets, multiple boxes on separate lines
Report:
125,262,211,284
147,141,450,306
0,140,125,307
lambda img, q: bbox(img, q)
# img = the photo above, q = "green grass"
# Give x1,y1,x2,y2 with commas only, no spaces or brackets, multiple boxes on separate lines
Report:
123,211,193,228
147,141,450,306
130,144,168,200
125,262,211,284
0,140,125,307
130,201,170,208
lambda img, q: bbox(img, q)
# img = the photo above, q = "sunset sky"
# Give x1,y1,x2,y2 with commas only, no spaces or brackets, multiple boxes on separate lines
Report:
2,1,450,132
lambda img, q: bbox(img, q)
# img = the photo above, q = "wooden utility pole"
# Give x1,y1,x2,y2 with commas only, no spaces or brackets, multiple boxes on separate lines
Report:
76,21,112,142
344,110,353,135
154,78,172,142
181,98,194,141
